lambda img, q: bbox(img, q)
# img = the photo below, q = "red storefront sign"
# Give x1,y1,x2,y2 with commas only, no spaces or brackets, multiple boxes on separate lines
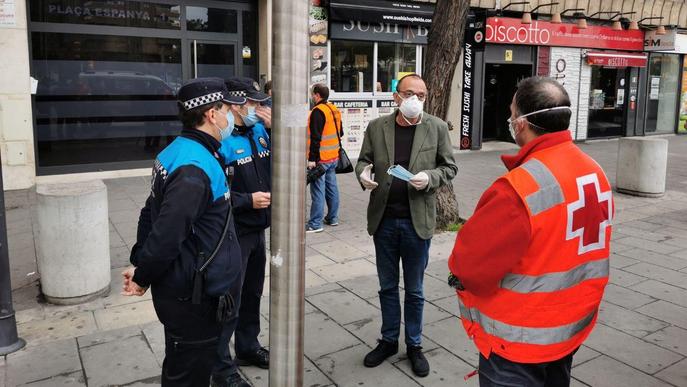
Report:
486,17,644,50
585,51,648,67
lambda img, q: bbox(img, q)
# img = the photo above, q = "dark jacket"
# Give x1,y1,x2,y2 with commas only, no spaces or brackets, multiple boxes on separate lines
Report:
220,122,271,235
130,129,243,300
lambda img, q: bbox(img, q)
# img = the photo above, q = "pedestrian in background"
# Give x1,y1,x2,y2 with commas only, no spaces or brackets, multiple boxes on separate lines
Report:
355,74,457,377
448,77,613,387
306,83,342,233
123,78,245,387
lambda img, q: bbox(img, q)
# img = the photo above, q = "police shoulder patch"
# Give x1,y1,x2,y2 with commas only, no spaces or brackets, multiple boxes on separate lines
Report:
236,149,245,154
259,137,268,148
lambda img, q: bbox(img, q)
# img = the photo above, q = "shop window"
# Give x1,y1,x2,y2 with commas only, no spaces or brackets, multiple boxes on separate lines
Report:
186,6,238,33
376,43,417,92
30,0,181,29
646,53,681,134
242,10,259,80
588,67,627,138
331,40,374,92
680,57,687,134
31,32,182,168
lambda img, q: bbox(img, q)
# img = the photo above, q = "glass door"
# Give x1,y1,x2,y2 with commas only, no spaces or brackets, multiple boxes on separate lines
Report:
191,40,238,79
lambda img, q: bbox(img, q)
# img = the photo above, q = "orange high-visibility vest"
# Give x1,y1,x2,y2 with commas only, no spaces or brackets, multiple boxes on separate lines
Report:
307,102,342,162
458,140,613,363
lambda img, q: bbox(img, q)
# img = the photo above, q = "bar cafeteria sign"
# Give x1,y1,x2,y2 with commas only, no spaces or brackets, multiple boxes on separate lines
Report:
486,17,644,51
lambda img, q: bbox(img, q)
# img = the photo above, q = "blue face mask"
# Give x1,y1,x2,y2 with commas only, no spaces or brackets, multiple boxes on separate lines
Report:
241,106,260,127
214,109,234,140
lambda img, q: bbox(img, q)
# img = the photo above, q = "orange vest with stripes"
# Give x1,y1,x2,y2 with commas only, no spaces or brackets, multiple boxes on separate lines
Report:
307,102,342,162
458,140,613,363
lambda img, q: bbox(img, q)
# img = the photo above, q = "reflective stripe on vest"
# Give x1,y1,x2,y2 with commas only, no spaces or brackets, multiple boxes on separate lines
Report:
521,159,564,215
458,299,596,345
500,258,609,293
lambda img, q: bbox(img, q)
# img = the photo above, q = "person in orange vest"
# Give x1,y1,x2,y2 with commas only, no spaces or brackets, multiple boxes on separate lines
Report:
306,84,342,233
448,76,613,387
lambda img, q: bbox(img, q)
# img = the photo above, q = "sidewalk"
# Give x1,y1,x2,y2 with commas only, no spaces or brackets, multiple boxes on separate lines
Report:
2,136,687,386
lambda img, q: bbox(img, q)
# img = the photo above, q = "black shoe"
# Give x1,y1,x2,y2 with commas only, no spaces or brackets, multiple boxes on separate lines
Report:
236,347,269,369
407,346,429,377
210,372,251,387
363,339,398,367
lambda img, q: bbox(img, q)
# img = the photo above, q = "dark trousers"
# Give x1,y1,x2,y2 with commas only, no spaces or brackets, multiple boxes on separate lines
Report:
213,230,267,379
152,294,221,387
479,350,577,387
373,217,431,347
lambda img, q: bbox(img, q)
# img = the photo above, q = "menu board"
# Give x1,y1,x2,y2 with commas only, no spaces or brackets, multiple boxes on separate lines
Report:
331,99,397,158
309,2,328,87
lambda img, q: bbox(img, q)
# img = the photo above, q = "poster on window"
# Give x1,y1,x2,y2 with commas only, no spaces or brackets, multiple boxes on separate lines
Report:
650,76,661,100
0,0,16,27
680,57,687,133
309,2,328,87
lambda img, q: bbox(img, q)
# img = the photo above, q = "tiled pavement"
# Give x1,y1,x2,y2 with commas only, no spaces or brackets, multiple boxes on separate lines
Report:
2,135,687,386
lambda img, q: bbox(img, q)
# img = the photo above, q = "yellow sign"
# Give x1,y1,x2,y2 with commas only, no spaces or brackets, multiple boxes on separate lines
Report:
505,50,513,62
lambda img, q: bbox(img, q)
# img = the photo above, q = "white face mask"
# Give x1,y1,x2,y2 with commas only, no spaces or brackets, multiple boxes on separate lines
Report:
507,106,572,141
398,94,424,119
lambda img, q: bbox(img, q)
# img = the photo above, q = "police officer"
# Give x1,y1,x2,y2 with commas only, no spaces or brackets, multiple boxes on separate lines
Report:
122,78,245,387
211,77,271,387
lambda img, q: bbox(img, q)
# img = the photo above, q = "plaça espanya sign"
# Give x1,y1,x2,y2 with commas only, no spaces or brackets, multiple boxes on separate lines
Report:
485,17,644,51
47,4,155,20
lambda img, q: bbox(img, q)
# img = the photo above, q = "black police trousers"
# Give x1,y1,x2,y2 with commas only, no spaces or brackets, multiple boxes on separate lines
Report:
153,294,222,387
478,348,577,387
213,229,267,379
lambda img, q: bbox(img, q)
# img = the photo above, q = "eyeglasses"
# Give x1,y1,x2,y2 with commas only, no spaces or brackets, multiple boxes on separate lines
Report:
397,89,427,102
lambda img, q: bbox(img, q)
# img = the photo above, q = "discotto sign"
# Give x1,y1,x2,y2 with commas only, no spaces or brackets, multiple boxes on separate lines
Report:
486,17,644,51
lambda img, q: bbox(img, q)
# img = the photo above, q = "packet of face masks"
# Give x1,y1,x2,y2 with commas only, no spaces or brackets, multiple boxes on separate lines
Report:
387,165,414,182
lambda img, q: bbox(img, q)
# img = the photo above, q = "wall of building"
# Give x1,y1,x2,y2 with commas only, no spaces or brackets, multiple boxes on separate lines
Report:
259,0,272,82
0,0,35,190
549,47,590,140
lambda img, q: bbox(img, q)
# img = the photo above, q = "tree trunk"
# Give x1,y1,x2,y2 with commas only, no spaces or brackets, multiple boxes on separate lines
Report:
424,0,470,230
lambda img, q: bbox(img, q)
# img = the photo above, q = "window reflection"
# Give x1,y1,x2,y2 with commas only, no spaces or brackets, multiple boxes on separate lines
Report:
186,6,237,33
331,40,373,92
377,43,416,92
646,53,680,134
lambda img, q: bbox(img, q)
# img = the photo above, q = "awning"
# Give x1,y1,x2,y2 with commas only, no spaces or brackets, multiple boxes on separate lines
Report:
328,0,434,27
585,51,648,68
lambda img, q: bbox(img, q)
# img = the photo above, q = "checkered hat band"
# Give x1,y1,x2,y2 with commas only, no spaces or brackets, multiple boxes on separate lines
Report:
228,91,247,97
183,92,223,110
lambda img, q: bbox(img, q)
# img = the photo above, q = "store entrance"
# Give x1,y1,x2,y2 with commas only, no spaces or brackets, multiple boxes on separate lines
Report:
588,67,629,138
483,63,532,142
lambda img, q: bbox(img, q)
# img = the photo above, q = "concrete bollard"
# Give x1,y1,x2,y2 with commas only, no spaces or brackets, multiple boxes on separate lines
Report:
35,180,111,304
616,137,668,198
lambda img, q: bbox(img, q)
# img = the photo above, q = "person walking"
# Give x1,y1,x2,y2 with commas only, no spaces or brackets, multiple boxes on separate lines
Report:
448,77,613,387
355,74,457,377
122,78,245,387
306,83,342,233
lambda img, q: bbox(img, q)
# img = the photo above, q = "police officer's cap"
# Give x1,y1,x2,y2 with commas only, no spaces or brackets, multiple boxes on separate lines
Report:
178,77,246,111
225,77,270,102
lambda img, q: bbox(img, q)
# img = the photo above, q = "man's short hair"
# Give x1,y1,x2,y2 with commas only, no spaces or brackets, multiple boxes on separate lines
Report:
312,83,329,101
396,73,424,90
178,101,224,129
514,76,572,135
264,80,272,94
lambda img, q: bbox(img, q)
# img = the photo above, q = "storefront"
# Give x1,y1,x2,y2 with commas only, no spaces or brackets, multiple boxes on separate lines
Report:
28,0,260,174
468,16,646,146
320,0,432,159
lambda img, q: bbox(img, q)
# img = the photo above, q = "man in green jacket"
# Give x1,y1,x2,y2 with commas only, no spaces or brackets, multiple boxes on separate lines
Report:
355,74,457,377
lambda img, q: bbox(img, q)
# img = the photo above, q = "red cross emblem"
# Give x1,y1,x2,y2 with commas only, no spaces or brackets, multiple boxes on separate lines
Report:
566,174,613,254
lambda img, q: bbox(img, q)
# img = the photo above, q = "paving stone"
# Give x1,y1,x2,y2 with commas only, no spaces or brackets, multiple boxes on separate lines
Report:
243,355,331,387
15,306,45,325
644,326,687,357
343,316,382,351
425,259,450,280
110,245,132,269
623,263,687,290
573,355,671,387
584,323,682,374
313,259,377,283
610,253,641,269
17,311,98,347
430,296,460,316
612,237,684,255
670,248,687,260
423,317,479,367
305,254,337,270
609,267,648,287
20,371,86,386
602,283,657,310
428,242,455,263
141,322,165,366
81,335,160,387
93,300,158,331
309,239,368,263
314,345,417,387
571,345,602,368
570,377,590,387
304,312,361,359
102,268,153,308
610,242,637,255
637,301,687,329
422,274,454,301
305,269,329,289
307,288,378,325
77,325,142,348
654,357,687,387
616,248,687,270
631,280,687,308
6,339,81,386
304,282,342,297
392,347,478,386
305,231,337,245
597,301,669,338
338,274,381,299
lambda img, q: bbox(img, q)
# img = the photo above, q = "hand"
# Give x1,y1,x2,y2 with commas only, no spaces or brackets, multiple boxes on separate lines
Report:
307,161,317,169
360,164,379,190
252,191,271,209
255,106,271,128
409,171,429,190
121,267,147,296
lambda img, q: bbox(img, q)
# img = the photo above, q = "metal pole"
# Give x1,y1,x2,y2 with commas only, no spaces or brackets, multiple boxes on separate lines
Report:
269,0,309,386
0,153,26,356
